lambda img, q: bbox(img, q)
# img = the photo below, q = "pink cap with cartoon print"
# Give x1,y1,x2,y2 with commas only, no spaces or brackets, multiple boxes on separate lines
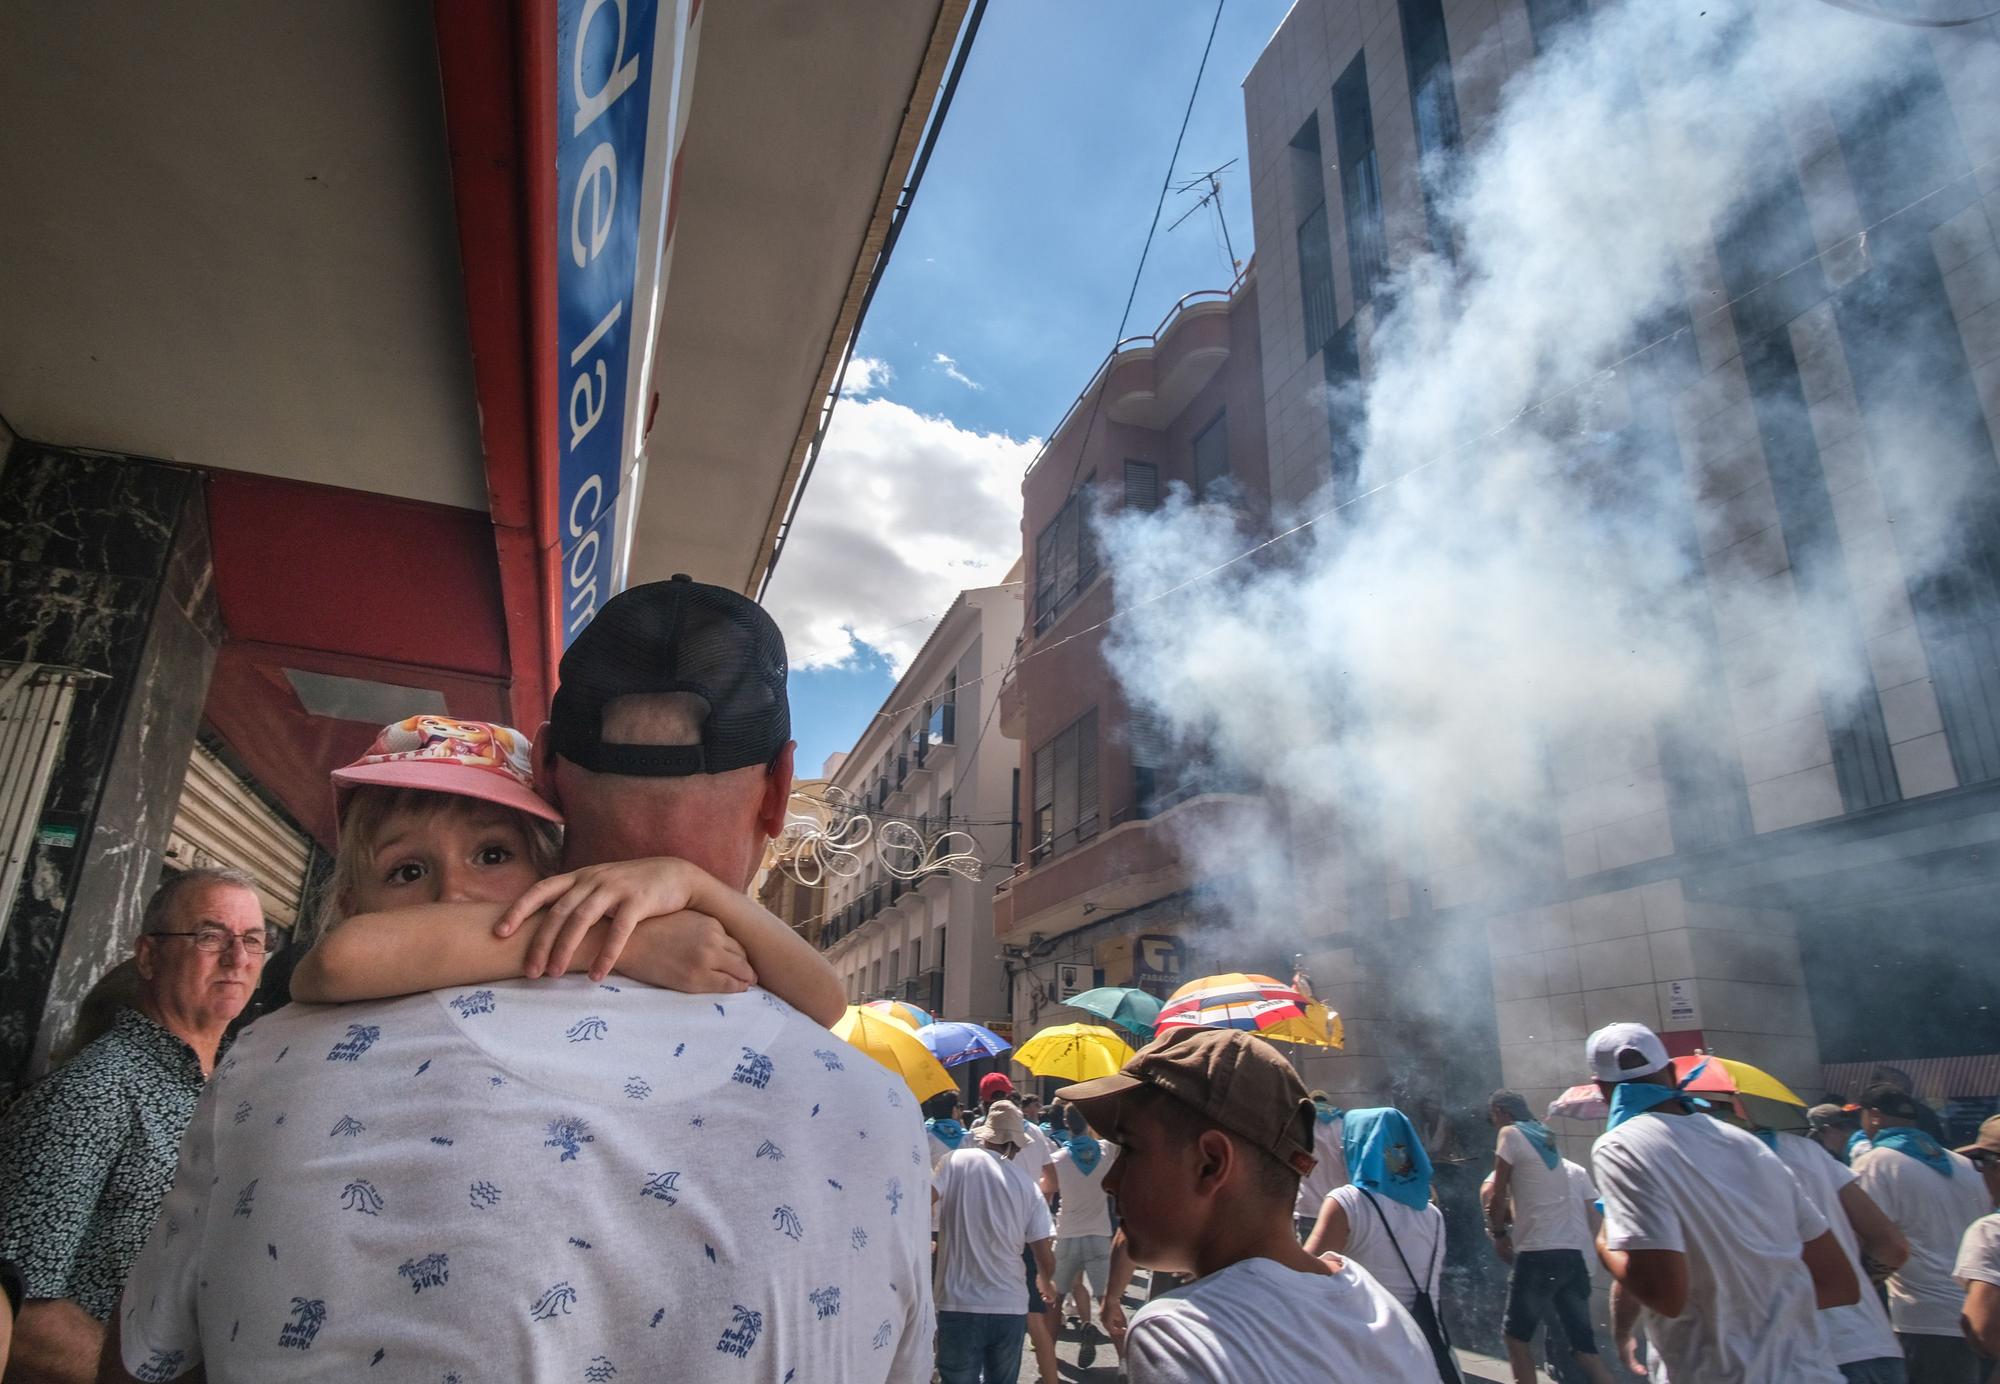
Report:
330,715,563,824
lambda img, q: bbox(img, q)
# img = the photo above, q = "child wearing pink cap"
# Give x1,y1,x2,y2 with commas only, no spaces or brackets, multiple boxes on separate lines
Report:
289,715,842,1024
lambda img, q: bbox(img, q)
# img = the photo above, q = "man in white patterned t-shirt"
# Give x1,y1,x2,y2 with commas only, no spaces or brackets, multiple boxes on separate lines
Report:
109,578,934,1382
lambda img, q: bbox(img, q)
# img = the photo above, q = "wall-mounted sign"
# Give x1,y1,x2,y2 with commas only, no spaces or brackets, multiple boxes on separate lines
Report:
1134,934,1185,990
554,0,693,645
1666,979,1700,1029
1056,963,1092,1001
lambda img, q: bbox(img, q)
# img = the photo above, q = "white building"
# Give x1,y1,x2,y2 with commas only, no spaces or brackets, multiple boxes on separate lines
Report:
818,580,1021,1036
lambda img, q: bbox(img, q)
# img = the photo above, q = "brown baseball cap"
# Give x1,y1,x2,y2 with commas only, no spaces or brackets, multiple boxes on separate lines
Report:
1056,1027,1318,1177
1955,1114,2000,1159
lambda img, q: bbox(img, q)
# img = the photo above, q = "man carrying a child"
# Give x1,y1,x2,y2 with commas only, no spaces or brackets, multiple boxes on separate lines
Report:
105,577,933,1382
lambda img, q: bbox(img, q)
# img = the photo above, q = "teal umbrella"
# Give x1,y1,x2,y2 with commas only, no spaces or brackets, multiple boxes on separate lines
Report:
1063,986,1162,1040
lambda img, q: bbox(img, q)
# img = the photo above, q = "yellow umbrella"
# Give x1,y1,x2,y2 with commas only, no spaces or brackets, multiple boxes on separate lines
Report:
832,1006,957,1103
1014,1023,1136,1082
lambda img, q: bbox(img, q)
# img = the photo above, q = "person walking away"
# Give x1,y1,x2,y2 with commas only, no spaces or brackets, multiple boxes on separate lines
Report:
1041,1105,1117,1359
926,1092,969,1169
931,1101,1056,1384
1952,1115,2000,1362
1853,1084,1992,1383
1294,1091,1349,1241
1304,1105,1462,1382
1746,1112,1913,1384
1484,1089,1616,1384
1056,1028,1432,1383
1008,1091,1061,1381
0,869,266,1384
1585,1022,1858,1383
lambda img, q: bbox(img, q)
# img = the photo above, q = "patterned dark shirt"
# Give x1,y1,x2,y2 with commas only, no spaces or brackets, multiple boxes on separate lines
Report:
0,1007,206,1318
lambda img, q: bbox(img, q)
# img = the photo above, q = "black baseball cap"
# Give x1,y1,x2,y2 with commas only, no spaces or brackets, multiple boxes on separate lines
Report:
548,575,790,776
1857,1083,1925,1121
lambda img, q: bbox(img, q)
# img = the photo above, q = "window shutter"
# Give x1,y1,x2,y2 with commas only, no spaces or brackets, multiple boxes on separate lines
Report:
1035,519,1060,624
1053,503,1080,608
1052,722,1080,853
1076,709,1099,840
1124,461,1160,511
1129,710,1167,769
1033,740,1056,854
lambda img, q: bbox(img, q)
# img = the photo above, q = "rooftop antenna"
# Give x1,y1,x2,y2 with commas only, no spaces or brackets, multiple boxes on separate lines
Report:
1168,159,1241,276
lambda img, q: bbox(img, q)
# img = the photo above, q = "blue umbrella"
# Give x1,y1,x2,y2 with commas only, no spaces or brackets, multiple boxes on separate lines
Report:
914,1021,1013,1068
1063,986,1163,1040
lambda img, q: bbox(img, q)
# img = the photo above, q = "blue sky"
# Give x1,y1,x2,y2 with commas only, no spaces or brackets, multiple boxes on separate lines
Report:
767,0,1295,778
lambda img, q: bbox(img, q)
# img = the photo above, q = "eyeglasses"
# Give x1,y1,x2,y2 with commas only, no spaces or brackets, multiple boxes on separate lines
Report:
147,927,272,955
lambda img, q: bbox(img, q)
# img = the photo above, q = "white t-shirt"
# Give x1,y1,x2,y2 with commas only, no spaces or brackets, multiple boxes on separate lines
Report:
1852,1140,1991,1336
118,979,934,1383
1325,1183,1444,1310
1592,1112,1839,1384
1769,1131,1900,1366
1955,1212,2000,1288
932,1146,1055,1315
1497,1124,1589,1254
1049,1140,1117,1241
1564,1159,1598,1225
1294,1116,1348,1220
1017,1119,1057,1173
1124,1254,1433,1384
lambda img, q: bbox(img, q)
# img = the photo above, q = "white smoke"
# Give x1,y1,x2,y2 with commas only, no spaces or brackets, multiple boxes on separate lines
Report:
1096,0,1994,938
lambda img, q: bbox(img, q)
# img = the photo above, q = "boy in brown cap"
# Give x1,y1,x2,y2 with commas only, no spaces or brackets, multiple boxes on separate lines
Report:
1058,1027,1432,1383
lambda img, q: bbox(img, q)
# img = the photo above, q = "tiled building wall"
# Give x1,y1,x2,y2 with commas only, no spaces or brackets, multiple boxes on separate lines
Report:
1240,0,2000,1113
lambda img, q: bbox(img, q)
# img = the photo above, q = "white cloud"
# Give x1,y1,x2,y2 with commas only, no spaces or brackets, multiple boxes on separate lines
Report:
932,352,983,390
764,396,1037,673
840,355,893,397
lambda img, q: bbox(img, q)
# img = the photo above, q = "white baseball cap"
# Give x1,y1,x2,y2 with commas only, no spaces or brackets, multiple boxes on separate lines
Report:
1586,1022,1670,1082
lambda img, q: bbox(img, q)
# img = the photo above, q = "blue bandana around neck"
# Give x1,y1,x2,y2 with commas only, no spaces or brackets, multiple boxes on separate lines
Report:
1844,1129,1870,1164
1315,1103,1344,1127
1064,1135,1103,1175
1342,1107,1434,1211
927,1118,966,1150
1513,1119,1561,1169
1605,1080,1688,1131
1874,1127,1952,1176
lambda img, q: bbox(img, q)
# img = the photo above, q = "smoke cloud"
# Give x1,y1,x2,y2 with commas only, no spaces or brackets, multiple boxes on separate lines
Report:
1095,0,1995,966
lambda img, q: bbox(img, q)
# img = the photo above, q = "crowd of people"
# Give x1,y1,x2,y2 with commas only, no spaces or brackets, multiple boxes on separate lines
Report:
0,574,1992,1383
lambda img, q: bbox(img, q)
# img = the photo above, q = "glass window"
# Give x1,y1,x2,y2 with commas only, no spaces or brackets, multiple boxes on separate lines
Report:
1193,412,1231,501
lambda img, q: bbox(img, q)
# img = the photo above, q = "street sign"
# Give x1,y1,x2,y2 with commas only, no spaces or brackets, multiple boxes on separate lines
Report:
1134,934,1185,990
554,0,693,645
1056,963,1092,1001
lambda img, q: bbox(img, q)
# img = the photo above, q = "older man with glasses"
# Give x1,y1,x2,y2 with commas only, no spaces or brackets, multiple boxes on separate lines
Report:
0,867,266,1384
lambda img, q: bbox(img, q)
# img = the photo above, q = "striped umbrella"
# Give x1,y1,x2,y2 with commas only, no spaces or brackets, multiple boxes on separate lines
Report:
1157,972,1344,1048
860,999,933,1031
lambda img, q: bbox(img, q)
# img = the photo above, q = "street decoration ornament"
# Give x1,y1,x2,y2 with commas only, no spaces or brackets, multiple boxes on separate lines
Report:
767,785,986,890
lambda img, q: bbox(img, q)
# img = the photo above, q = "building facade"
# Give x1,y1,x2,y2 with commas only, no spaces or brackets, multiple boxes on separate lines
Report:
0,1,971,1094
817,582,1019,1040
994,275,1273,1040
1243,0,2000,1157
